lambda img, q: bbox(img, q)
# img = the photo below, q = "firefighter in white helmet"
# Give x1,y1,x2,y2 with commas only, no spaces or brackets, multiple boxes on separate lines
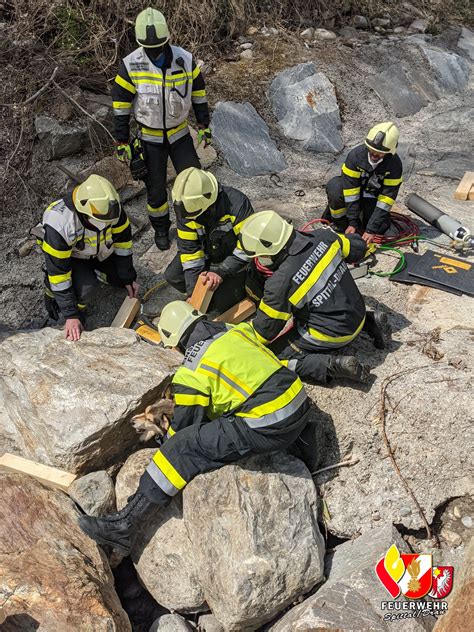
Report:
164,167,255,312
37,174,138,341
111,8,211,250
325,122,403,243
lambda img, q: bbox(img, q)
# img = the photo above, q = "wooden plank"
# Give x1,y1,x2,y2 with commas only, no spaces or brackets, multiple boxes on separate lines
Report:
214,298,256,324
189,275,214,313
0,453,77,493
469,187,474,201
111,296,141,328
454,171,474,200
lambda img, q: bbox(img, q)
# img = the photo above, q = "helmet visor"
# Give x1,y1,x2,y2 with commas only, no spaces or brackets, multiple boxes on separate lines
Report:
365,131,391,153
89,199,121,222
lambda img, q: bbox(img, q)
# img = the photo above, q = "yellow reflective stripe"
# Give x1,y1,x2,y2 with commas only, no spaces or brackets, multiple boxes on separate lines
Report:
251,324,271,345
147,201,169,212
242,379,304,419
220,214,236,224
383,177,403,186
185,220,203,230
191,89,206,97
177,229,198,240
113,240,132,249
112,101,132,109
330,207,347,217
259,300,291,321
280,359,289,367
167,426,176,437
233,219,246,235
378,194,395,206
153,451,186,490
180,250,205,262
289,240,340,306
338,235,351,258
308,316,366,344
142,127,164,137
115,75,136,94
192,66,201,79
342,163,361,178
174,393,210,407
202,359,252,396
111,219,130,234
343,187,361,196
48,271,72,284
167,121,188,137
42,241,72,259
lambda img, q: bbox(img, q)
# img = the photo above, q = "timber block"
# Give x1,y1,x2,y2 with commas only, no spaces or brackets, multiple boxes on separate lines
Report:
454,171,474,201
111,296,141,328
0,453,77,493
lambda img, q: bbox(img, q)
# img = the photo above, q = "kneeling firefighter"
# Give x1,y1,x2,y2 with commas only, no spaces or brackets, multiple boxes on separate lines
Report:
37,174,138,341
79,301,317,555
164,167,255,313
112,8,211,251
240,211,387,384
325,122,403,243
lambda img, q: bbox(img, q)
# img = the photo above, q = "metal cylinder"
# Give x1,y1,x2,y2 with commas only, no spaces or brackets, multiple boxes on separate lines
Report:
405,193,464,238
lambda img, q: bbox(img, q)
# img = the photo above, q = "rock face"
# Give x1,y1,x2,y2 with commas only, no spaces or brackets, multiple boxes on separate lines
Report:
69,470,116,516
0,328,181,472
184,453,325,631
419,45,470,93
271,526,430,632
149,614,193,632
116,449,206,613
457,26,474,61
0,472,130,631
35,115,88,159
211,101,287,177
269,62,343,153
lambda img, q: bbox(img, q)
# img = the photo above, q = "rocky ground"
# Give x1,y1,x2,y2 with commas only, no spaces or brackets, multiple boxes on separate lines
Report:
1,13,473,632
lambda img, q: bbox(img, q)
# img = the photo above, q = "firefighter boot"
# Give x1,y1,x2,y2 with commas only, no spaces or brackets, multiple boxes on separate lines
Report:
151,217,171,251
78,491,156,556
364,309,388,349
327,355,370,383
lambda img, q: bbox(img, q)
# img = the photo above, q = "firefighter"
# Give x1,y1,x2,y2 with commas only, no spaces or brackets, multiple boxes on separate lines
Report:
164,167,254,312
38,174,138,341
112,8,211,251
240,211,387,384
79,300,315,555
325,122,403,243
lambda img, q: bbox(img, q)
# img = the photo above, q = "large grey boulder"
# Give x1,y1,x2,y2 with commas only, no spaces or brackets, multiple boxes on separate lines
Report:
268,62,343,153
35,115,88,160
368,64,438,117
69,470,116,516
211,101,287,176
0,328,180,472
184,453,325,631
457,27,474,61
271,526,431,632
115,449,206,614
419,45,470,93
0,472,130,631
149,614,193,632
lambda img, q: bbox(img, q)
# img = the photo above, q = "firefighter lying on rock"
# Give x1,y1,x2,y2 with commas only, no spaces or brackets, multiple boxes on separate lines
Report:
240,211,387,385
38,174,138,342
79,300,318,556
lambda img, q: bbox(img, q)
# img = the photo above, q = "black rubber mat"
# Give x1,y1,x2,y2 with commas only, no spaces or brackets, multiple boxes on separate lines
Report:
390,252,463,296
408,250,473,297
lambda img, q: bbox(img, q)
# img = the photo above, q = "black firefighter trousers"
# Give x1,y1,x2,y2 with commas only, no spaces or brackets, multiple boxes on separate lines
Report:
143,133,201,232
138,410,310,506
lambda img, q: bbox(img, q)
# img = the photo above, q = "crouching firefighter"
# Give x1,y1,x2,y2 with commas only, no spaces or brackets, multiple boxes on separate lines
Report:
112,8,211,251
164,167,254,313
239,211,387,385
324,122,403,243
36,175,138,341
79,300,317,556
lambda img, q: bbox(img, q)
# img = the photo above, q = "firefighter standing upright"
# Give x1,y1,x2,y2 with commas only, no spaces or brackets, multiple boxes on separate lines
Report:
112,8,211,250
325,122,403,243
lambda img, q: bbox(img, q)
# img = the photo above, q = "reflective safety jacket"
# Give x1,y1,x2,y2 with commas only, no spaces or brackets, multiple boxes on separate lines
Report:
169,321,309,434
252,229,368,350
177,185,254,295
340,144,403,234
39,193,135,318
112,44,209,144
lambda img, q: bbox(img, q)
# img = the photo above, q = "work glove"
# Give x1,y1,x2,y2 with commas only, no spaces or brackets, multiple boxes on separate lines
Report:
44,293,60,321
197,127,212,147
116,143,132,163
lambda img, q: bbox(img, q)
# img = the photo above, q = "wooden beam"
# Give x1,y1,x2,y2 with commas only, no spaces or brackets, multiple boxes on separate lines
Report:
189,275,214,313
214,298,256,324
111,296,141,328
469,187,474,201
0,453,77,493
454,171,474,200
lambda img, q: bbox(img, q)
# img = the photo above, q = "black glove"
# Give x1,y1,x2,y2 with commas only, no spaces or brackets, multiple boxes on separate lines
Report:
44,293,60,321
